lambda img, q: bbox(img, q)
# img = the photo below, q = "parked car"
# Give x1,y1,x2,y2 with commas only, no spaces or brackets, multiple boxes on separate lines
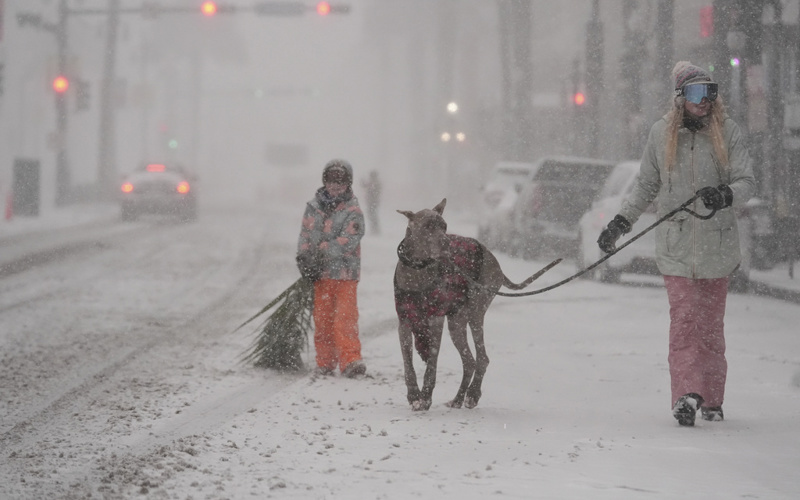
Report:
577,159,753,291
510,156,615,260
577,160,657,282
119,163,198,222
476,161,538,252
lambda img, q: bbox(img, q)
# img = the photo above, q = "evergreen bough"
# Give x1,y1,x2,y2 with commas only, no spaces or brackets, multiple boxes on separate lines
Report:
237,278,314,371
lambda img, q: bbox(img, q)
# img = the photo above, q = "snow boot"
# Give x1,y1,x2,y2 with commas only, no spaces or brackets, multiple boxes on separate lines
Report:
672,393,704,427
342,360,366,378
701,406,724,422
312,366,335,378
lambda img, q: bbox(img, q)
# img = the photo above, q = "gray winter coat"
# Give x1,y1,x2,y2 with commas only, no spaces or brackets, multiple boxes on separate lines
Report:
619,115,756,279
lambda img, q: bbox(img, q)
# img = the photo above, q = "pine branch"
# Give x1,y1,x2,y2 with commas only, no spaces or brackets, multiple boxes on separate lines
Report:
238,278,315,371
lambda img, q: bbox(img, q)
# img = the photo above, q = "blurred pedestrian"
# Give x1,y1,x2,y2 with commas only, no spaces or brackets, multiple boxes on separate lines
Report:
361,170,382,235
296,159,367,378
597,61,756,426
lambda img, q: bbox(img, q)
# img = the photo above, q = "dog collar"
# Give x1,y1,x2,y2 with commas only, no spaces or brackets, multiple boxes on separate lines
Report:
397,240,436,269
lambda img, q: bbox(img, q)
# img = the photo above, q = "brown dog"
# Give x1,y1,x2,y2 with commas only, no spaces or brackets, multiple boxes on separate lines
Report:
394,199,559,411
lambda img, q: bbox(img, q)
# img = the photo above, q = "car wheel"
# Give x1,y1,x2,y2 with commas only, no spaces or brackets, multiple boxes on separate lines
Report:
597,265,621,284
729,268,750,294
750,240,776,271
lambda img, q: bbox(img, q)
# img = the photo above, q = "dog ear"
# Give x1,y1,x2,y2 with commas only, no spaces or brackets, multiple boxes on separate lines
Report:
433,198,447,215
397,210,415,220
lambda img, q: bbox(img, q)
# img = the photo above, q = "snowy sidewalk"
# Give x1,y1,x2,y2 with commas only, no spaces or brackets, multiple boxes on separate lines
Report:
0,202,118,239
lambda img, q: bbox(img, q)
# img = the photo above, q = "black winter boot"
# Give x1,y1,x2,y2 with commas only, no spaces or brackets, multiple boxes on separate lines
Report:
701,406,724,421
672,393,704,427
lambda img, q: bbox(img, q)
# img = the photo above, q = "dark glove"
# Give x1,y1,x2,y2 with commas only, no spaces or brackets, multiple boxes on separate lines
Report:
696,185,733,210
296,250,323,282
597,215,632,254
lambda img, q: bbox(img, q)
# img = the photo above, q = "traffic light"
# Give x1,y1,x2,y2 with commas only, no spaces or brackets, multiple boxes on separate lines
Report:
53,75,69,94
699,5,713,38
316,1,350,15
316,1,331,15
201,1,217,16
573,92,586,106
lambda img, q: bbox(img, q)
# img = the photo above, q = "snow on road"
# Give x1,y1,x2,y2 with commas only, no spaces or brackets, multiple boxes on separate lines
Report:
1,202,799,499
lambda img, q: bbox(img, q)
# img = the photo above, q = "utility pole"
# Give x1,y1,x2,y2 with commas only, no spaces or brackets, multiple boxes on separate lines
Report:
511,0,533,161
711,0,732,98
655,0,674,102
584,0,603,157
497,0,533,161
765,1,783,206
17,0,71,205
97,0,120,198
621,0,648,158
54,0,69,205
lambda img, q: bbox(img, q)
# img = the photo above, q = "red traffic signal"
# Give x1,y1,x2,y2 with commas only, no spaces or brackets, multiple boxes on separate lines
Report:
201,1,218,16
315,1,350,15
316,1,331,15
573,92,586,106
53,75,69,94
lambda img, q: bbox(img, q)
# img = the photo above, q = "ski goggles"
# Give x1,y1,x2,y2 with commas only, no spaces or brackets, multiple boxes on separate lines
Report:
676,82,718,104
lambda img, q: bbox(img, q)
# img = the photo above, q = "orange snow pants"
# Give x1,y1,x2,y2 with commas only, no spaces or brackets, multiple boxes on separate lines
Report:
313,279,362,372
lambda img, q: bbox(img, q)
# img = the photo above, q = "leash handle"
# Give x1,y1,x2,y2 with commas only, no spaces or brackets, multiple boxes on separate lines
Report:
496,194,715,298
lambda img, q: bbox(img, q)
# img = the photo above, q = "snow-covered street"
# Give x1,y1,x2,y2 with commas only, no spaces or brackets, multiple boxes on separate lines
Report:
1,200,799,499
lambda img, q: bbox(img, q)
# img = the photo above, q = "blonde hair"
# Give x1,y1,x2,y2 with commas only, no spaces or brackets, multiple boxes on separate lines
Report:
664,96,729,172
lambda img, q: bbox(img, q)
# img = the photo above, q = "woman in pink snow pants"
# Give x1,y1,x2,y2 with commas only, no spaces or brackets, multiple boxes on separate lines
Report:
597,61,756,426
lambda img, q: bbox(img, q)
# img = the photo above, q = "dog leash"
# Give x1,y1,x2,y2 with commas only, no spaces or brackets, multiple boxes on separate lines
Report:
495,193,716,297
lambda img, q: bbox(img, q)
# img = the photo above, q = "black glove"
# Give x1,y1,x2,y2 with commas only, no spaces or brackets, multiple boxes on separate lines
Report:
597,215,632,254
697,185,733,210
296,250,323,282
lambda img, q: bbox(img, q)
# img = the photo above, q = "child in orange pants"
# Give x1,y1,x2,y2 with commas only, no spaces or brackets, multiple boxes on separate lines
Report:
297,159,366,377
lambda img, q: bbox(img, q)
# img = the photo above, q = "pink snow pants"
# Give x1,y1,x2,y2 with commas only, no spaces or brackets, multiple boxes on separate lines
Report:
663,275,729,408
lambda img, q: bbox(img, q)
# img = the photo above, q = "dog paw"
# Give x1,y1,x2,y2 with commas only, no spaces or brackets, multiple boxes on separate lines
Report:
411,399,431,411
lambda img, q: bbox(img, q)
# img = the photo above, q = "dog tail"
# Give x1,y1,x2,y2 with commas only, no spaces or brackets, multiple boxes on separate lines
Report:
502,258,562,290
